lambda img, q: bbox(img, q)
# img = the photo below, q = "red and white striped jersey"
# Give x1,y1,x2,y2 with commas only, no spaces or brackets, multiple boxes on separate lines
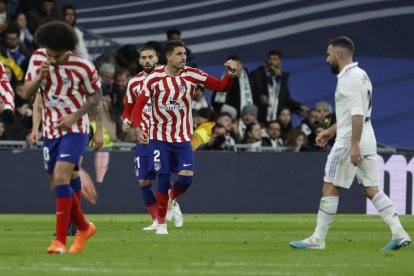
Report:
136,66,233,143
25,48,101,139
122,71,152,133
0,62,14,111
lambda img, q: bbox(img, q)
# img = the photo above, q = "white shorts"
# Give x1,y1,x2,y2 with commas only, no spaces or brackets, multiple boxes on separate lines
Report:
323,145,379,189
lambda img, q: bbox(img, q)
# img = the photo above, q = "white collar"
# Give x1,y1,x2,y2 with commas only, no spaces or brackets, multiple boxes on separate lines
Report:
337,62,358,78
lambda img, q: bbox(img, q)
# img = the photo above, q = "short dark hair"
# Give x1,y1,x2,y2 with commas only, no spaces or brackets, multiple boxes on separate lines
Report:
268,49,282,59
166,28,181,40
197,107,216,121
164,40,185,55
266,120,280,128
212,123,225,132
139,45,156,56
4,24,20,37
35,21,78,51
328,36,354,54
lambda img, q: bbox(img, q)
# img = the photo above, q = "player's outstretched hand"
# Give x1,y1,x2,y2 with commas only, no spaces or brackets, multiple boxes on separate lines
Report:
122,119,132,132
224,59,237,76
316,129,333,147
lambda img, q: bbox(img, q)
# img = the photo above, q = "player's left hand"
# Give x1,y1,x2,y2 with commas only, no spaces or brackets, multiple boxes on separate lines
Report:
350,144,362,166
135,128,149,144
91,128,104,150
57,113,77,129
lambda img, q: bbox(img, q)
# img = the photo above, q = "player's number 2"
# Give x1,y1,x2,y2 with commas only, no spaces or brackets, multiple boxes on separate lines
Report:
154,150,160,162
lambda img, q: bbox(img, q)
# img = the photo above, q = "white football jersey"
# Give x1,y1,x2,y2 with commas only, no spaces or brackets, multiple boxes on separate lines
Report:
334,62,376,154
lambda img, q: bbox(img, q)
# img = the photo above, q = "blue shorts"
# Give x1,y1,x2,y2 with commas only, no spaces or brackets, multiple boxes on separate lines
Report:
43,133,88,175
134,143,156,180
149,140,194,175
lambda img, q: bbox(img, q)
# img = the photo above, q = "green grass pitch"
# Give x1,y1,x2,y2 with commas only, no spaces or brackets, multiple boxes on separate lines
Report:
0,214,413,275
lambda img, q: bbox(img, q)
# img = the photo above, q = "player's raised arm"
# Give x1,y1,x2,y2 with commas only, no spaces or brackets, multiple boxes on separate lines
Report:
203,59,237,92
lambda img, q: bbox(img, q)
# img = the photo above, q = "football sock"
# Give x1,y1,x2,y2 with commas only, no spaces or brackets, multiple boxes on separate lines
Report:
156,192,169,224
313,196,338,241
371,191,404,237
169,175,192,199
70,194,89,231
70,176,82,203
146,202,158,220
157,173,170,195
55,185,73,244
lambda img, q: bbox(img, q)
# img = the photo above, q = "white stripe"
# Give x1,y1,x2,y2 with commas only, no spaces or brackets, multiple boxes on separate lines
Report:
88,0,300,33
189,6,414,53
165,78,176,142
77,0,169,13
152,81,165,141
78,0,234,23
113,0,387,44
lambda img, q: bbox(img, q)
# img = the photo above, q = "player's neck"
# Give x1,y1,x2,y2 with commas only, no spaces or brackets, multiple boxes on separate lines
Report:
339,58,353,72
165,64,181,76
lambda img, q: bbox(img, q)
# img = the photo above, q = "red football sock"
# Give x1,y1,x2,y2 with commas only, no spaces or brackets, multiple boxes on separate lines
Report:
156,192,169,224
70,195,89,231
169,184,186,199
146,202,158,220
56,197,73,244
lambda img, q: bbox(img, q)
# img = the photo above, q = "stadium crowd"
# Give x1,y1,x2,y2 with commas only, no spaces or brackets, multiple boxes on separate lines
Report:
0,0,336,153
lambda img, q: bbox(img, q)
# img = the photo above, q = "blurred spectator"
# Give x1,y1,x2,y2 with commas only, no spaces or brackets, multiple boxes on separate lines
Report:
166,28,196,67
192,85,208,110
306,123,330,152
7,100,32,140
98,62,115,96
12,12,33,50
0,0,9,35
238,103,258,141
115,44,139,75
300,108,320,136
191,107,215,151
285,128,307,152
1,24,32,71
216,112,236,147
0,119,11,139
315,101,336,145
277,106,293,142
62,5,89,60
212,55,253,117
261,120,284,149
112,67,130,134
240,121,262,152
197,123,234,151
0,54,24,82
26,0,64,34
250,49,309,124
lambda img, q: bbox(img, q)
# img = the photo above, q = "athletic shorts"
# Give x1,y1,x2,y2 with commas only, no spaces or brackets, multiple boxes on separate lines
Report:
134,142,156,180
323,145,379,189
148,140,194,175
43,133,88,175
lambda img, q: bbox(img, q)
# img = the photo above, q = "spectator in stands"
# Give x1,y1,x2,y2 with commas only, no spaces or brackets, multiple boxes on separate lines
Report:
0,119,11,139
250,49,309,124
240,122,262,152
12,12,34,50
192,107,215,151
216,112,237,147
192,85,208,110
115,44,139,76
166,28,196,67
306,123,329,152
0,0,9,35
112,67,130,135
261,120,284,150
315,101,336,127
26,0,64,34
62,5,89,60
197,123,234,151
277,106,293,142
238,103,258,141
1,24,32,71
7,99,32,140
285,128,307,152
98,63,115,97
212,55,253,117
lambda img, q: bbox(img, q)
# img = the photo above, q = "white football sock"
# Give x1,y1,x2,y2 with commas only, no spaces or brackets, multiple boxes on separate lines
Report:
313,196,339,241
371,191,404,237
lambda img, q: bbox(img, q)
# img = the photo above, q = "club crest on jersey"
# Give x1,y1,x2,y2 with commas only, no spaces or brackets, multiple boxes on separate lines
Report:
179,84,185,93
154,162,161,171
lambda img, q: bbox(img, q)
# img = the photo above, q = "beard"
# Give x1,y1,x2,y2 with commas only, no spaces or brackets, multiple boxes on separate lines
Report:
330,61,340,75
143,66,155,74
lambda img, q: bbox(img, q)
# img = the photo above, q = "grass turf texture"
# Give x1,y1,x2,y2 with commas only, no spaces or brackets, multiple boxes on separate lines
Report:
0,214,413,275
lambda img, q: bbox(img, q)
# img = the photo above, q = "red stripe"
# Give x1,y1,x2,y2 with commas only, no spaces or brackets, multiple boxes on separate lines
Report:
153,82,168,141
183,85,194,140
54,67,63,96
169,78,181,142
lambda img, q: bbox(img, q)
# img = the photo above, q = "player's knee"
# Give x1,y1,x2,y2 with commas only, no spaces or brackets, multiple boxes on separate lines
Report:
362,186,379,199
139,179,151,187
176,175,192,191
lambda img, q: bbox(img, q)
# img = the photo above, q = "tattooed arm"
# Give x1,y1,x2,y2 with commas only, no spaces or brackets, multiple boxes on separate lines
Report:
91,99,104,150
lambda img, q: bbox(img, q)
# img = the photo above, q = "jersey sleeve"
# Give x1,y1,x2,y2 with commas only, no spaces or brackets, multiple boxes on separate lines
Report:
189,67,233,91
0,62,14,111
25,52,42,82
81,61,101,94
